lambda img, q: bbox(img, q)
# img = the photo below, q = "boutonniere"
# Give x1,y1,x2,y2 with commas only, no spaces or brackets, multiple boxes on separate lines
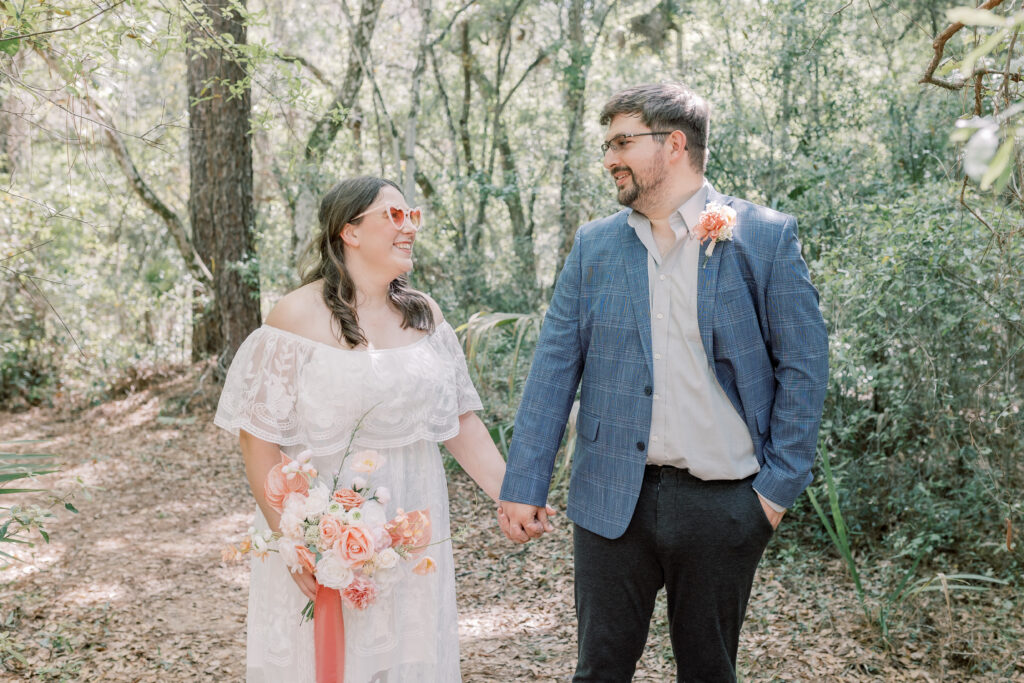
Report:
692,203,737,267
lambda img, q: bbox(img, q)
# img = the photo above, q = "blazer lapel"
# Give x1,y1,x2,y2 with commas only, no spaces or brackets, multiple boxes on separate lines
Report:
696,188,734,366
620,219,653,374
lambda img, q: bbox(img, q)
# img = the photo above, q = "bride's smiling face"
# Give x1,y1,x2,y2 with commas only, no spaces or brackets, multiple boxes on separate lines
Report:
342,186,420,278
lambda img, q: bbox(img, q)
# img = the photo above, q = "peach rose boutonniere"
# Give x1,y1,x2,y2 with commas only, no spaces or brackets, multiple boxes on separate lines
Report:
692,202,737,267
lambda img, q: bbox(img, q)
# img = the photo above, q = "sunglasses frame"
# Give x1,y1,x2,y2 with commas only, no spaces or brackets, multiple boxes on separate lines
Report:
352,202,423,230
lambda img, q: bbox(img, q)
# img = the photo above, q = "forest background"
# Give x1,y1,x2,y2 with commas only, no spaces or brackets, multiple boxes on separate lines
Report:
1,0,1023,680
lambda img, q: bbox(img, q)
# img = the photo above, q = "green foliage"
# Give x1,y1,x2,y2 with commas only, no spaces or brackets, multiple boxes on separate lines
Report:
0,444,63,566
1,0,1021,658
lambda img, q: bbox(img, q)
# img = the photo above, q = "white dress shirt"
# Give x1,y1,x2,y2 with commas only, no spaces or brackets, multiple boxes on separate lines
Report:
627,183,784,510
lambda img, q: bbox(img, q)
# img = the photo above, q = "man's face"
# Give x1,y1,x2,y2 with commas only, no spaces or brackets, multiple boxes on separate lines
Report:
602,114,669,211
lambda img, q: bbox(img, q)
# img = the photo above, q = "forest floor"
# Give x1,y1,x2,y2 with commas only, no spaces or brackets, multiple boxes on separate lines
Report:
0,366,1021,682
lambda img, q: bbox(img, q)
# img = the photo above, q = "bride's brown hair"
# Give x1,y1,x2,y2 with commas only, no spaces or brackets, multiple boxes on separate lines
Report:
300,176,434,348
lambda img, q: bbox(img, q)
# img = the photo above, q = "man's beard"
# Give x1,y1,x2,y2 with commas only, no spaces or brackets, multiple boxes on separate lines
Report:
613,158,666,211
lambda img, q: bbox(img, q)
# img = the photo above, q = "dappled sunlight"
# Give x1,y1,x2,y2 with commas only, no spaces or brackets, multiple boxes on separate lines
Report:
59,581,127,606
459,604,561,638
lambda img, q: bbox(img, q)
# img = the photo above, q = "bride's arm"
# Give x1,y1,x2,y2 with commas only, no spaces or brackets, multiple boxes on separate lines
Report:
239,430,286,532
442,412,506,502
239,430,318,601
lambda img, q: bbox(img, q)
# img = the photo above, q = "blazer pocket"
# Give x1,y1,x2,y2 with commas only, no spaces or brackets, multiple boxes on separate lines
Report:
756,407,770,435
576,410,600,442
717,286,751,305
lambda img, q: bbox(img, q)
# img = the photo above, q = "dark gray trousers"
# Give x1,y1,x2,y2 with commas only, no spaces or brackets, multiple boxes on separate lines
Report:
572,465,774,683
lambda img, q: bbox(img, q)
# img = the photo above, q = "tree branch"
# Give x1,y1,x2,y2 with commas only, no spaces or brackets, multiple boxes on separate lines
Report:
0,0,127,42
920,0,1008,89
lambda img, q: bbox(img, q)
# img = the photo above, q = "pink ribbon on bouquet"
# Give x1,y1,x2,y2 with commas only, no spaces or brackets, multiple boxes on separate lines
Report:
314,585,345,683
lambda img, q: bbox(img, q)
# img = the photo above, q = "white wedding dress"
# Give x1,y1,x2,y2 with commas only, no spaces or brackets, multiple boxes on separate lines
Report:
215,320,481,683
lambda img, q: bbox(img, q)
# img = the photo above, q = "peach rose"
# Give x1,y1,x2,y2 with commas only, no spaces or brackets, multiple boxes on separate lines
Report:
337,525,375,567
341,576,378,610
318,516,346,550
333,488,366,511
295,545,316,574
693,204,736,243
264,452,310,512
412,556,437,575
385,508,431,553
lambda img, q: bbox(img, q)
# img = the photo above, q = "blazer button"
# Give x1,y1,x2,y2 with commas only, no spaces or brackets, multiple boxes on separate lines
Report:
644,385,653,396
636,441,645,451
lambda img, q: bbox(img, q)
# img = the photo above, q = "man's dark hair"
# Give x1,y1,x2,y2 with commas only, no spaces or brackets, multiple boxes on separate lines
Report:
599,83,710,172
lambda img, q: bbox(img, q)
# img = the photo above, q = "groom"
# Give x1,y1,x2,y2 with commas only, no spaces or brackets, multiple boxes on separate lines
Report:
498,83,828,681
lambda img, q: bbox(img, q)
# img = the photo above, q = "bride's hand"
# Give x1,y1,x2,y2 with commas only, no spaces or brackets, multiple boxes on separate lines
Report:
291,567,318,601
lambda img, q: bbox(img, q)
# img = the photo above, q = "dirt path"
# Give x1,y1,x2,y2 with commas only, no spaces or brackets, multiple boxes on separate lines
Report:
1,370,1021,681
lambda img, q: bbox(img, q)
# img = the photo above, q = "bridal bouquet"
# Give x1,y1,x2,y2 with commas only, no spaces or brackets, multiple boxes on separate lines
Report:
225,447,437,618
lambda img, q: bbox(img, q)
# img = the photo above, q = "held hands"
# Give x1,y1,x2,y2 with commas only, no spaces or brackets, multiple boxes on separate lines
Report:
497,501,558,544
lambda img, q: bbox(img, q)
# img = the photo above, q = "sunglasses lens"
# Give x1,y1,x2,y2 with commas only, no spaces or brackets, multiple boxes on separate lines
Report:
408,208,422,227
385,206,403,227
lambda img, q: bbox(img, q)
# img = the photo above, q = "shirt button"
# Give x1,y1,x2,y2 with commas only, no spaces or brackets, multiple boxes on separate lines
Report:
654,353,662,360
656,313,664,319
636,441,645,451
652,435,659,441
653,393,660,400
659,274,666,281
644,385,653,396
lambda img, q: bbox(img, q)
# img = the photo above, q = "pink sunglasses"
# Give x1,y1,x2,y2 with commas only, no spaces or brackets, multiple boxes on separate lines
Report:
353,203,423,230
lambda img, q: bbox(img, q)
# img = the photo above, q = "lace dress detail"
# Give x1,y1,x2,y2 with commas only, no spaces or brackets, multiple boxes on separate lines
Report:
215,321,481,683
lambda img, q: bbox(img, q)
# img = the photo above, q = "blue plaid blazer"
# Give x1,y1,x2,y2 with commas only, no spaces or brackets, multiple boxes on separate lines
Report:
500,188,829,539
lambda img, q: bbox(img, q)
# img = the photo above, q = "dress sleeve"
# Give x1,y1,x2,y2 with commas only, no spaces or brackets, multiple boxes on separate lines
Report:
438,322,483,415
214,327,310,445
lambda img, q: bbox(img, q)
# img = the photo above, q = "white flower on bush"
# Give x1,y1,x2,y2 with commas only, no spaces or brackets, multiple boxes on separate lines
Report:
315,551,355,590
964,126,1000,181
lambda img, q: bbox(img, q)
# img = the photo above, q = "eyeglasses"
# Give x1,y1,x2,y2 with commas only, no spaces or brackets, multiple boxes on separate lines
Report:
353,203,423,230
601,131,675,155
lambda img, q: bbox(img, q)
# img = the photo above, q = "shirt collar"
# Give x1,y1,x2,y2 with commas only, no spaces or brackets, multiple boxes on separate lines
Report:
627,181,711,238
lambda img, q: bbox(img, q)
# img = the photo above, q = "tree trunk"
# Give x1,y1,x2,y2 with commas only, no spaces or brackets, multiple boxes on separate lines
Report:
290,0,384,262
186,0,260,368
555,0,591,281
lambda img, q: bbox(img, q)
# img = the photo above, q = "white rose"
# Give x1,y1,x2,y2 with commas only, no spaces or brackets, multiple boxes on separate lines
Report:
346,508,365,524
304,484,331,518
325,501,345,518
376,548,400,569
351,476,367,491
374,487,391,505
315,552,355,590
359,500,387,527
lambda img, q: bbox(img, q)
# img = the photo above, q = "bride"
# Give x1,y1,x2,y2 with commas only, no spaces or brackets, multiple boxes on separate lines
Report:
215,176,547,682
